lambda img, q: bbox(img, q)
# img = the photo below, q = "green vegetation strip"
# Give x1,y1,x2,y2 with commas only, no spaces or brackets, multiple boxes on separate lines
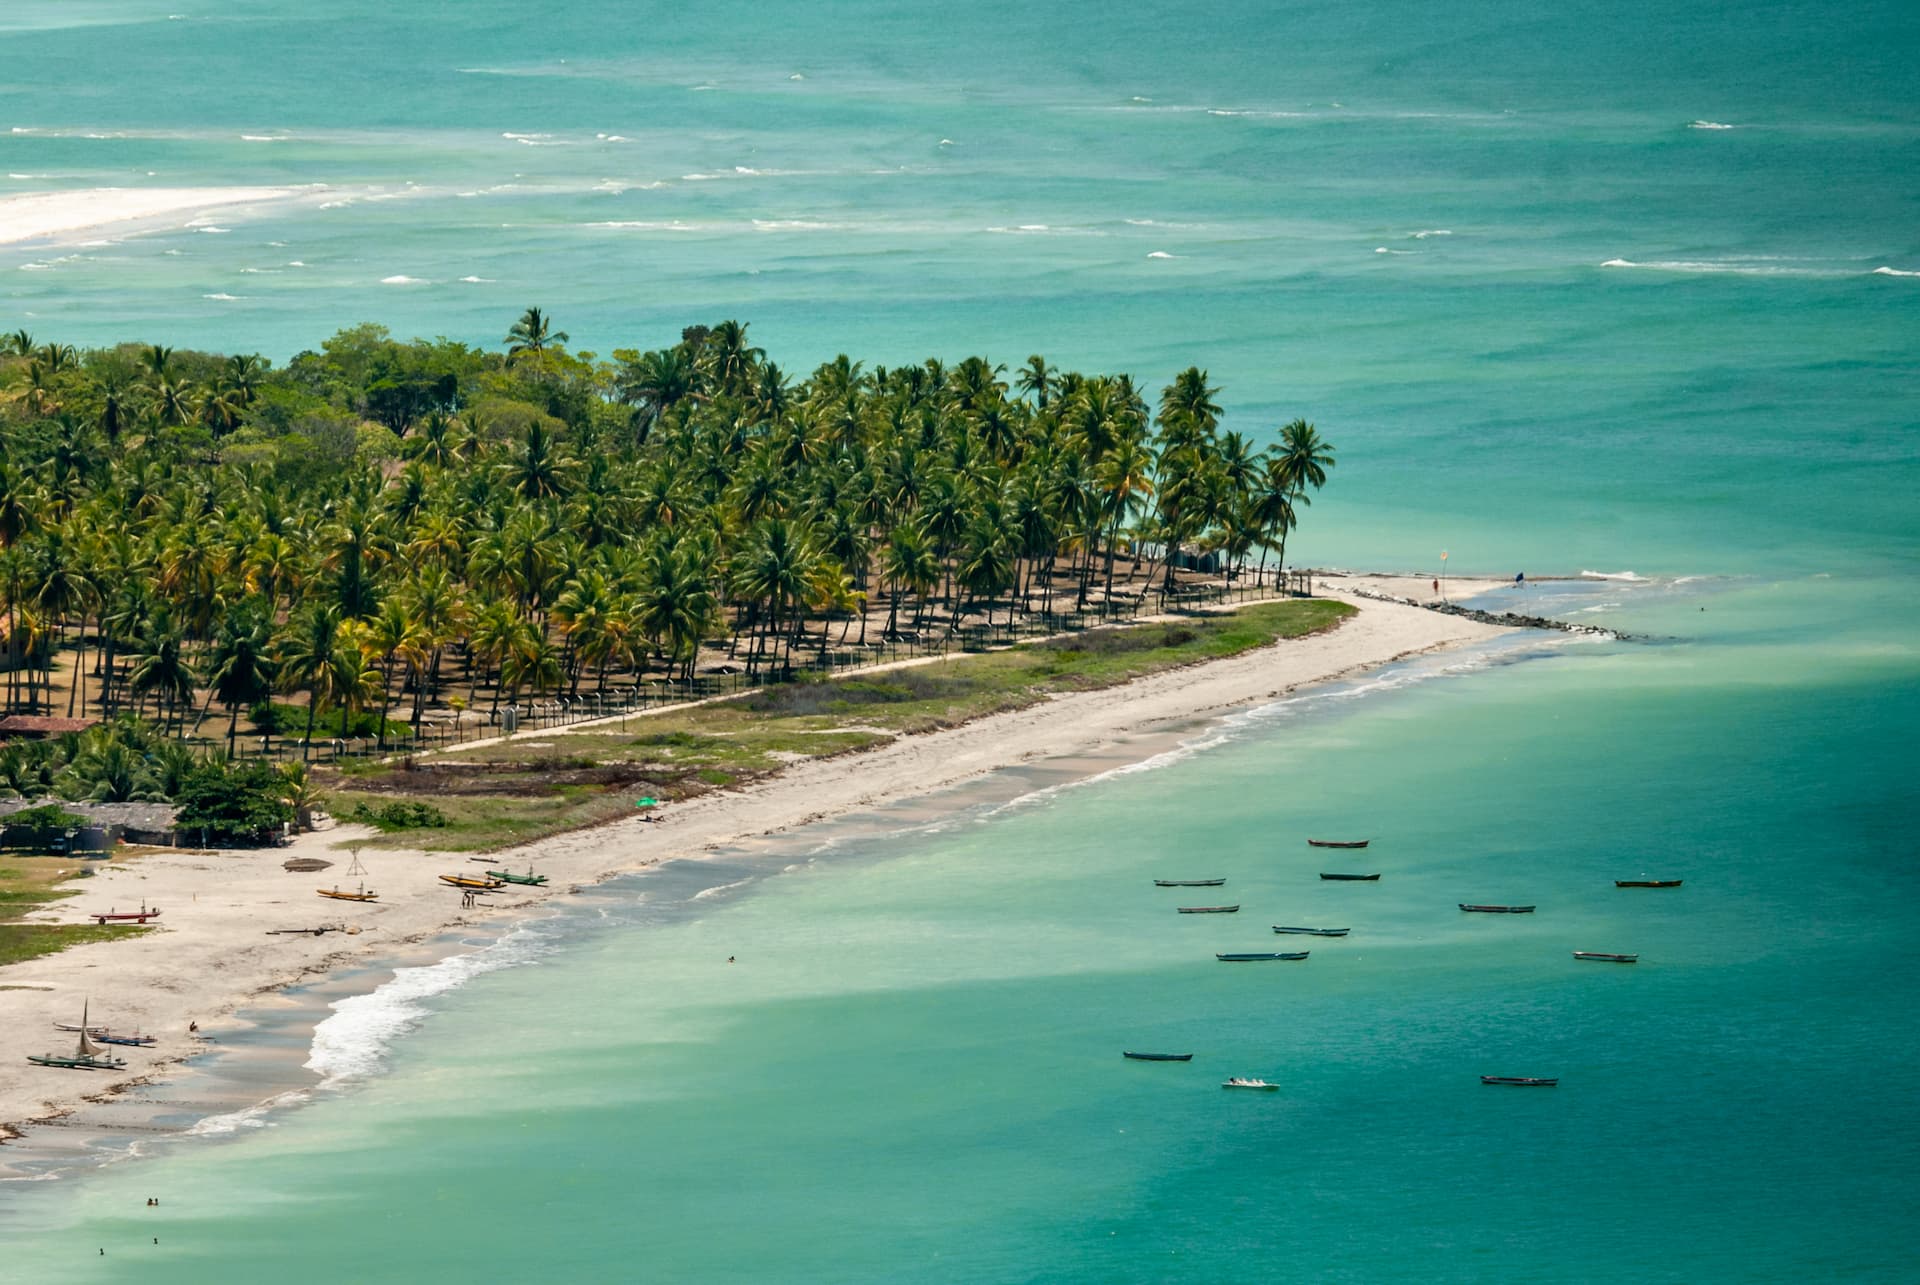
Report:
0,924,150,969
334,599,1351,851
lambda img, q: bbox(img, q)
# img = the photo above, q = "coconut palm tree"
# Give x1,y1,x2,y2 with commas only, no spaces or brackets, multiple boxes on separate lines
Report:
276,604,342,760
504,307,568,358
205,601,277,759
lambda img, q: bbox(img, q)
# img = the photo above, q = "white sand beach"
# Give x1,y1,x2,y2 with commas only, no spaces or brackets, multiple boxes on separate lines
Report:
0,591,1510,1148
0,187,297,246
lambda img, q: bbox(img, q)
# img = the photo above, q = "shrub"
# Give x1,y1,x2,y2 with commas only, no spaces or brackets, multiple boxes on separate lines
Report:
172,760,295,847
346,800,449,831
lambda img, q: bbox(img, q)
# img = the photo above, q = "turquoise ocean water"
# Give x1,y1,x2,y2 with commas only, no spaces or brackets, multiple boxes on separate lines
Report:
3,1,1918,1279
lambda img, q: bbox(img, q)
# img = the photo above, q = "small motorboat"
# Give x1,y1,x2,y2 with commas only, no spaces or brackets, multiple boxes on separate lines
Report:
1481,1076,1558,1087
1216,951,1310,962
90,904,161,924
1459,904,1536,914
1154,879,1226,887
1319,873,1380,881
1615,879,1683,888
1272,926,1350,936
1122,1052,1194,1062
1177,905,1240,914
1222,1077,1279,1091
485,869,549,887
439,874,504,891
1307,839,1370,849
1573,951,1638,963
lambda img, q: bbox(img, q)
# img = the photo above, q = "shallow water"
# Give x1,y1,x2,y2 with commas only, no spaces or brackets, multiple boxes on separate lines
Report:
3,1,1918,1279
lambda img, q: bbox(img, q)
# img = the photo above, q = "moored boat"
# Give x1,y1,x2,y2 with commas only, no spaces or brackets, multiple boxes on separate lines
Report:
485,869,549,886
1122,1052,1194,1062
90,903,161,924
1222,1077,1279,1090
439,874,505,891
1459,904,1536,914
1615,879,1683,888
317,885,379,903
1272,926,1350,936
1307,839,1370,849
1318,872,1380,881
29,1002,128,1071
1216,951,1310,962
1573,951,1638,963
1154,879,1226,887
1481,1076,1558,1087
92,1031,157,1047
1177,904,1239,914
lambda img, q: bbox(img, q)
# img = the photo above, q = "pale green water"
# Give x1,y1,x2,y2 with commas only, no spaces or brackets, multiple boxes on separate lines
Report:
3,1,1918,1279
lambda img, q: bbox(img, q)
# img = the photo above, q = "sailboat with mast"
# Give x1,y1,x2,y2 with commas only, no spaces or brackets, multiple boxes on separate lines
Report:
28,1000,129,1071
318,845,379,903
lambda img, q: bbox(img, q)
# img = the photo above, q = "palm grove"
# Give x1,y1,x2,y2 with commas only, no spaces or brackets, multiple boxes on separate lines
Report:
0,311,1334,804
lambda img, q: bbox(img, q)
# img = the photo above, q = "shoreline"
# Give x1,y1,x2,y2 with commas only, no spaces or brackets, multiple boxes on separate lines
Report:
0,585,1515,1168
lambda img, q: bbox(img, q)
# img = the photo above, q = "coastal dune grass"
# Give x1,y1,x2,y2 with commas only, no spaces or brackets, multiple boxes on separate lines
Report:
331,599,1352,852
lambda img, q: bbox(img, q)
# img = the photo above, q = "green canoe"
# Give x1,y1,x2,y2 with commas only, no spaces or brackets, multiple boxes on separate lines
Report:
485,870,549,886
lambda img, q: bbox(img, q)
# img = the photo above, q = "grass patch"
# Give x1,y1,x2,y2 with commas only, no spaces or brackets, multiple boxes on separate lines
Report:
0,923,150,968
323,599,1350,852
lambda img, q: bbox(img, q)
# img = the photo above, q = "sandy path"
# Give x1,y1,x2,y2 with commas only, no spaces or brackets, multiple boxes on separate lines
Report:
0,592,1507,1142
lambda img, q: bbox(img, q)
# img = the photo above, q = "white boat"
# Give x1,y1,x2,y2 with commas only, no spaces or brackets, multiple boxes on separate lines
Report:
1222,1077,1279,1091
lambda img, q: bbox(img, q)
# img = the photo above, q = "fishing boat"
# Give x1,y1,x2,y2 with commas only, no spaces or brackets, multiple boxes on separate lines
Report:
1222,1078,1279,1091
1177,904,1239,914
1319,872,1380,881
28,1003,128,1071
319,848,379,903
90,903,160,924
1615,879,1683,888
1481,1076,1558,1087
1459,904,1536,914
1154,879,1226,887
1122,1052,1194,1062
439,873,504,891
1272,926,1350,936
92,1031,157,1048
1307,839,1370,849
1216,951,1310,962
1573,951,1638,963
485,869,549,887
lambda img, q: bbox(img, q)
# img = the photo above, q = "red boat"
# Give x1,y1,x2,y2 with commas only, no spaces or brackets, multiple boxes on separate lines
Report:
90,904,161,924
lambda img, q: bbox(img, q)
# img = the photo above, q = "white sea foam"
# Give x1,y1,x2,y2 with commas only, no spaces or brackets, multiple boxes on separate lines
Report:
790,73,806,81
305,926,550,1088
1146,250,1180,259
380,274,427,284
1375,247,1413,255
1688,120,1735,130
196,225,229,234
18,262,51,271
286,259,306,266
202,292,240,300
1580,569,1649,582
186,1090,309,1137
1600,258,1846,277
459,274,493,283
692,877,754,901
239,135,284,143
1871,265,1919,277
1410,229,1452,238
939,138,955,146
